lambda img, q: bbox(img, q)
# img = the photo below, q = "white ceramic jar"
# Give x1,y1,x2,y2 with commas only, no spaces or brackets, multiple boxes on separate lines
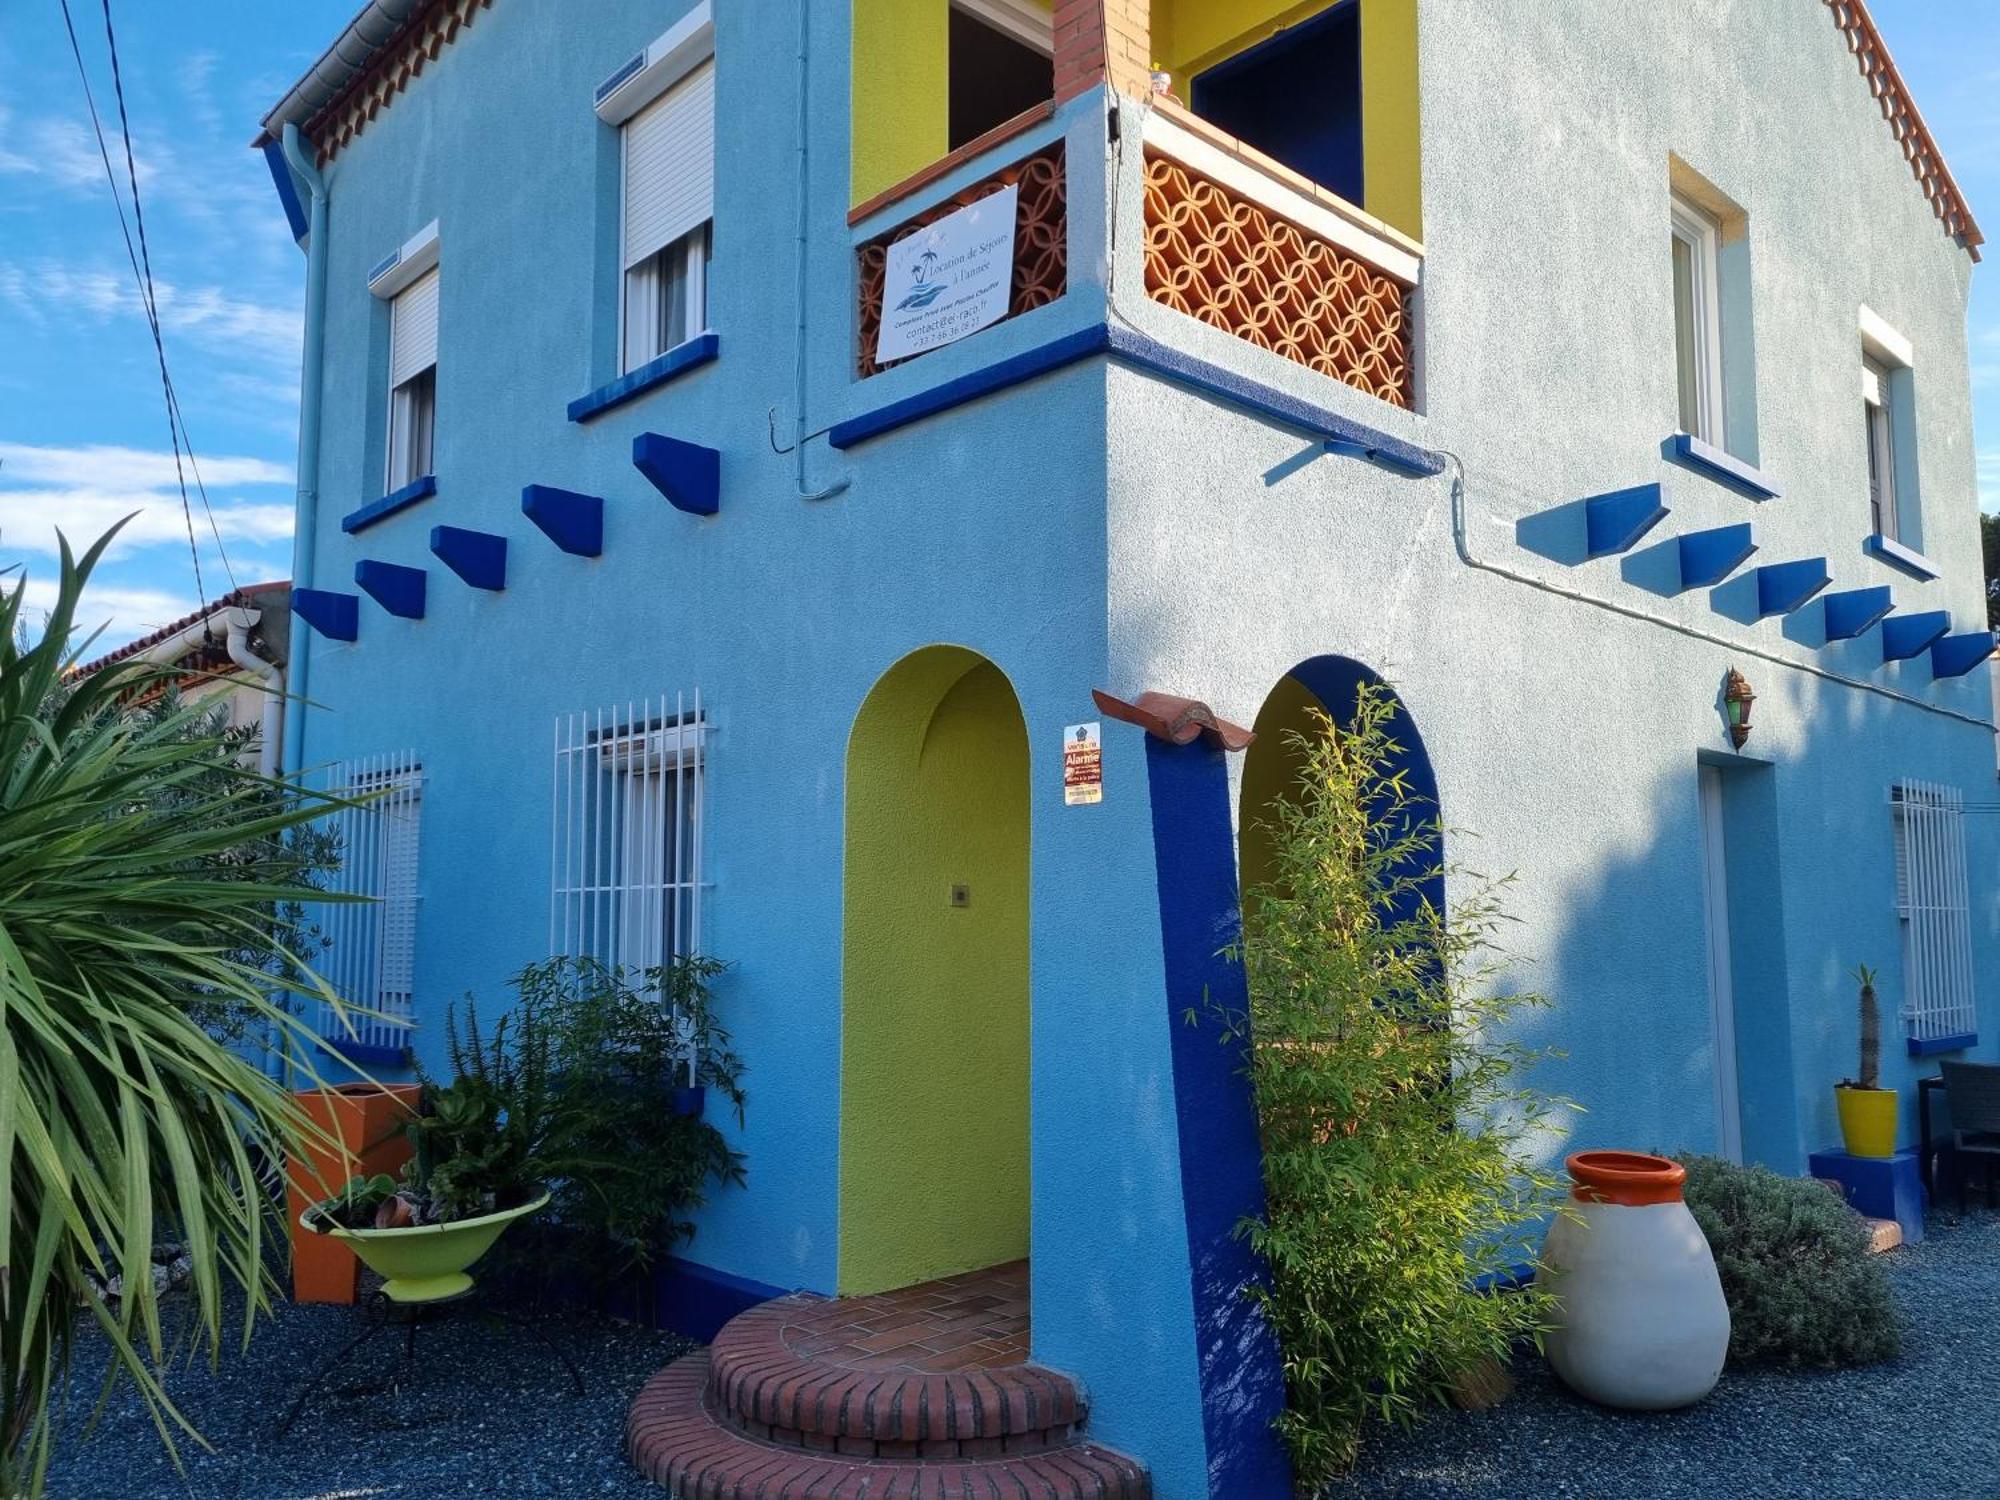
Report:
1541,1150,1730,1410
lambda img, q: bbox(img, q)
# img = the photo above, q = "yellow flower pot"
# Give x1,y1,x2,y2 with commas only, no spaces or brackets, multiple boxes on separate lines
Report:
1835,1087,1898,1159
306,1192,549,1303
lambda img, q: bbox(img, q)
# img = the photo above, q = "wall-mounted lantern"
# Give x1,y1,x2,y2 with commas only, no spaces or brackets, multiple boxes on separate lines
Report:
1723,668,1756,749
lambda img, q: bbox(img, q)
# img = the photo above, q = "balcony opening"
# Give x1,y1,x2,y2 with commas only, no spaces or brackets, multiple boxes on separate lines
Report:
950,5,1052,152
852,0,1054,209
1190,4,1364,209
1153,0,1422,240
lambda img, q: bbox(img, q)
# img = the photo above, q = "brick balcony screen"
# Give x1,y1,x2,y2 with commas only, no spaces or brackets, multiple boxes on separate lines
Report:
1143,149,1412,408
857,143,1067,378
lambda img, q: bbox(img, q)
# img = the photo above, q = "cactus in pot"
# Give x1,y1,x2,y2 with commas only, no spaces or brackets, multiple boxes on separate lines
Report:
1835,964,1896,1158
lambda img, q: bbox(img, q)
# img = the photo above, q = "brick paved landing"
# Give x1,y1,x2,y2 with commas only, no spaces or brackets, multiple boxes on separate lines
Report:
627,1262,1151,1498
710,1261,1081,1453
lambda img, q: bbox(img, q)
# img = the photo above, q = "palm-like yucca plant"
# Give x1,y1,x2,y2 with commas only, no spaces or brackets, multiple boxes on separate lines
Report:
0,529,349,1494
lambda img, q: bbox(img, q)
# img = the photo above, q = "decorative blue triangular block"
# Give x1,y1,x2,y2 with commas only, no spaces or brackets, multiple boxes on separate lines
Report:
354,559,426,620
292,587,359,643
1931,632,1996,679
1882,610,1950,662
429,526,507,591
1583,484,1667,558
1676,524,1756,589
633,432,721,516
1754,558,1830,618
522,485,604,557
1822,586,1895,641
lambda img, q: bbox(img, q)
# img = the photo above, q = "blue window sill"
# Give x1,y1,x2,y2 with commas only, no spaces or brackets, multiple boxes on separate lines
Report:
1865,532,1940,581
341,475,436,534
316,1039,412,1068
568,332,719,424
1909,1031,1978,1057
1667,433,1781,500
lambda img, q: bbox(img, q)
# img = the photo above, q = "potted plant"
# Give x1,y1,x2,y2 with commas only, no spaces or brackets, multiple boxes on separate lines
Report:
1835,964,1898,1158
302,1077,546,1302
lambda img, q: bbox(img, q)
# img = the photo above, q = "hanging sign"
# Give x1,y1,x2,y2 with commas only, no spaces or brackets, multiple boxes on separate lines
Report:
874,184,1019,365
1063,722,1102,806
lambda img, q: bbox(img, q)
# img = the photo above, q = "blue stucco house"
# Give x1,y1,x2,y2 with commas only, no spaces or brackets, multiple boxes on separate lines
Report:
256,1,1994,1493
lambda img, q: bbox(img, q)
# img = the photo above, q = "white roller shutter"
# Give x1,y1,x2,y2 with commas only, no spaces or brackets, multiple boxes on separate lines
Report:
623,60,715,270
389,267,440,388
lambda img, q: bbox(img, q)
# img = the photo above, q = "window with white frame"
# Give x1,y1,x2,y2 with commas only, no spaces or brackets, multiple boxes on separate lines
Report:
314,753,423,1056
1670,195,1725,445
1863,356,1898,541
1892,780,1978,1048
1859,307,1917,545
619,58,714,372
551,694,706,979
386,267,439,492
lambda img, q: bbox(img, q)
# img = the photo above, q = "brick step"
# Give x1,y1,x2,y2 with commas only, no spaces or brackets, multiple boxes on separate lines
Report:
709,1284,1082,1454
629,1353,1151,1500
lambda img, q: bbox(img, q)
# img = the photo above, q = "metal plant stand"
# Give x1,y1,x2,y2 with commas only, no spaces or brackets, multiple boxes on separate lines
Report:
278,1289,585,1434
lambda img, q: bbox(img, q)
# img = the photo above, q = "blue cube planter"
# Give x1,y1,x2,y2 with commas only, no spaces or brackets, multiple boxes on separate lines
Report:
430,525,508,591
293,587,360,643
1809,1148,1925,1244
355,559,427,620
1882,610,1951,662
1930,632,1996,679
634,433,721,516
1583,484,1667,559
1754,558,1830,618
1676,523,1756,589
522,485,604,557
1822,586,1894,641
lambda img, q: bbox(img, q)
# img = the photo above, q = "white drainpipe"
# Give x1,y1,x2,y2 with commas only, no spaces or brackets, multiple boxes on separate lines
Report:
223,608,284,777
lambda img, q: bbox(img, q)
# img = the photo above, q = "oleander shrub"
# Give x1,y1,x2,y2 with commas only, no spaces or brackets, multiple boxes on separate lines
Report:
1225,684,1569,1486
1678,1154,1902,1368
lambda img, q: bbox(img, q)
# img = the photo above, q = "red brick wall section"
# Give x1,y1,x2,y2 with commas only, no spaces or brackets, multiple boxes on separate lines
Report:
1053,0,1152,105
857,144,1068,377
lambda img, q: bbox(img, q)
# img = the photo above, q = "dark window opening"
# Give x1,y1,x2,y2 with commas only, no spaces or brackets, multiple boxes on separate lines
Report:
949,8,1052,151
1191,2,1364,206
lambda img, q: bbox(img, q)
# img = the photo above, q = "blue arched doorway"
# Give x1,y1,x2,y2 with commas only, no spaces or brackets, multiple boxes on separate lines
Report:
1237,655,1443,921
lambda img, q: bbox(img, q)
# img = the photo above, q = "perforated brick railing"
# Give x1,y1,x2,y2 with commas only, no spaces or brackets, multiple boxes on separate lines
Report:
1142,148,1414,408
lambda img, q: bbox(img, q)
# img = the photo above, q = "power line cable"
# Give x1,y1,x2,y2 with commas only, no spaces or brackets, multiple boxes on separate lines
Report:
57,0,239,610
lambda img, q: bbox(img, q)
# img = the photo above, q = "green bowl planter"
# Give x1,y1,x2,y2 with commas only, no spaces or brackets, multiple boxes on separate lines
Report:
306,1192,550,1304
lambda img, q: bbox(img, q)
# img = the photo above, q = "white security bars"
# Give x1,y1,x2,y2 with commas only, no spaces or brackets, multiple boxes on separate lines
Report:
550,693,706,978
312,752,423,1054
1892,779,1977,1045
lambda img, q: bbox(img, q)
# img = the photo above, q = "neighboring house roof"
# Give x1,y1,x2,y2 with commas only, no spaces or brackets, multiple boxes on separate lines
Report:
255,0,1980,259
70,581,291,681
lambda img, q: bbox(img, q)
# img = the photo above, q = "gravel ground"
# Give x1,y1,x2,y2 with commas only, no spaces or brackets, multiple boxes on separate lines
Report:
43,1285,694,1500
41,1208,1998,1499
1328,1205,2000,1500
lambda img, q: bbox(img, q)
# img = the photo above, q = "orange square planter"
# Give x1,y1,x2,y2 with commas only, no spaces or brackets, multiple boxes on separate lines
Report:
286,1083,420,1304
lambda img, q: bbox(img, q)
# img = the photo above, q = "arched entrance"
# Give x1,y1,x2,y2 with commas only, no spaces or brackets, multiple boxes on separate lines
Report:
839,646,1030,1294
1238,655,1442,917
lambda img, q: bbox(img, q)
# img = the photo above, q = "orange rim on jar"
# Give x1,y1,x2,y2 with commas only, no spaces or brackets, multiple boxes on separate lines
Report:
1566,1150,1687,1206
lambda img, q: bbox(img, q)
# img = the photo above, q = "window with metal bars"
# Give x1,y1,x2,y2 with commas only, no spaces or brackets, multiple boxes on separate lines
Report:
550,694,706,978
1892,779,1978,1049
311,753,423,1059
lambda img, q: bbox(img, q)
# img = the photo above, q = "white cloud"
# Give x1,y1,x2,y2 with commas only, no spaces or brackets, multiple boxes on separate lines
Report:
0,489,293,558
0,108,161,195
0,441,289,490
0,260,301,365
13,573,196,653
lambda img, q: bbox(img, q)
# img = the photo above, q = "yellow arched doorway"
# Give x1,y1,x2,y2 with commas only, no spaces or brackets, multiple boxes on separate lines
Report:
839,646,1030,1294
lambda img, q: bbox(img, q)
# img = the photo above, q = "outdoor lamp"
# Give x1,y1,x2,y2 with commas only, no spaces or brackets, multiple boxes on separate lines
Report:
1723,668,1755,749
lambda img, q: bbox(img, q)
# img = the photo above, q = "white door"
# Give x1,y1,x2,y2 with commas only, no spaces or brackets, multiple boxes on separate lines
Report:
1697,765,1744,1162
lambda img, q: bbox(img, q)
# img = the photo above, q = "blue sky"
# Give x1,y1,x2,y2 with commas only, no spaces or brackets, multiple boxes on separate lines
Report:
1,2,1996,653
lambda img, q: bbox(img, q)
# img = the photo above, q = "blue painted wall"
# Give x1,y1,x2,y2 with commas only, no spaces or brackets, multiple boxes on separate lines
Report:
273,2,1997,1493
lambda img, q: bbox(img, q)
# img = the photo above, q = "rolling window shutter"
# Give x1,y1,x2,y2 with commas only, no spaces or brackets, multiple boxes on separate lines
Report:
623,60,715,270
389,267,440,388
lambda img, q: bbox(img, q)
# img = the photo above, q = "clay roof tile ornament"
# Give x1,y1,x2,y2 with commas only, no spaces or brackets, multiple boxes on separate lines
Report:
1091,689,1255,753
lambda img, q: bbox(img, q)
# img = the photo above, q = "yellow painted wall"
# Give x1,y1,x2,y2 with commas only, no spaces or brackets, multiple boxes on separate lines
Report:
850,0,1056,207
852,0,950,205
1153,0,1423,240
1236,671,1327,902
839,647,1031,1294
